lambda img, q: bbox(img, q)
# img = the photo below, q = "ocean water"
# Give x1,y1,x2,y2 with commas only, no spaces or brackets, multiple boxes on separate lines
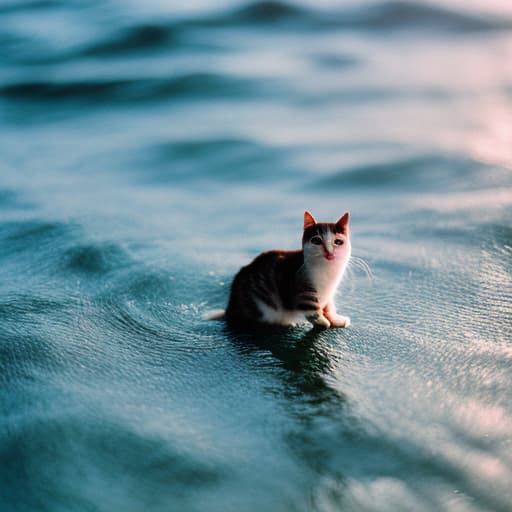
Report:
1,1,511,511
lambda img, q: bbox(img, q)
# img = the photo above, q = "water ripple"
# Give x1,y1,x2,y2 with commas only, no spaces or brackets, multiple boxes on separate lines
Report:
82,24,179,57
1,72,258,104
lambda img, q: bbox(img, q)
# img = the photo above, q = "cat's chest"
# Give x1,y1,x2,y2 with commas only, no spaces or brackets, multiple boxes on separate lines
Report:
306,263,344,305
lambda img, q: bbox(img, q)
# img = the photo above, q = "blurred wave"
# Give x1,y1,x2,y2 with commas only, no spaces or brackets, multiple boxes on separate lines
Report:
220,0,512,31
2,1,511,66
1,73,258,104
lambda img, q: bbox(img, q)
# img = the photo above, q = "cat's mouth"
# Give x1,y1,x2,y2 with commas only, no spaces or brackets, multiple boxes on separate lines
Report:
323,250,335,261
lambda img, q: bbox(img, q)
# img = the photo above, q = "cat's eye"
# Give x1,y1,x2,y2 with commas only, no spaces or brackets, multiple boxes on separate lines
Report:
334,239,344,246
310,236,322,245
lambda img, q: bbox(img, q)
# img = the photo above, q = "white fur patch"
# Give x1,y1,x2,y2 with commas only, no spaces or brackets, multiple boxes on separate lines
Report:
308,258,348,307
202,309,226,321
305,235,351,308
256,300,308,326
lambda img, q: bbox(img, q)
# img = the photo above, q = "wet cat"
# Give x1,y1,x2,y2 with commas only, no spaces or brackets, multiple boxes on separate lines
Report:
223,211,351,328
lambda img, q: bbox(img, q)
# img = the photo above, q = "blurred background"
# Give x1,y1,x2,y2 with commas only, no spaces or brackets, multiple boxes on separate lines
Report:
1,1,511,511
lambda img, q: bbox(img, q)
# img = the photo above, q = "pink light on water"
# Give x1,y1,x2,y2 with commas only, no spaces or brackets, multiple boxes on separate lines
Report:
468,100,512,170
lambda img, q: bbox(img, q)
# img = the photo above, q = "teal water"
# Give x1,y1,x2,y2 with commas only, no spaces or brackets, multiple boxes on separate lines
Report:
1,1,512,511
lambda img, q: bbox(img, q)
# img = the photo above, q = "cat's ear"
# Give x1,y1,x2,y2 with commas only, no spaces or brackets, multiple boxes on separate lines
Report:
304,211,316,230
335,212,349,234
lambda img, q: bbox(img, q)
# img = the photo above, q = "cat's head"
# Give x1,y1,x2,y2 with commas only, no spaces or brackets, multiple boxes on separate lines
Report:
302,211,351,264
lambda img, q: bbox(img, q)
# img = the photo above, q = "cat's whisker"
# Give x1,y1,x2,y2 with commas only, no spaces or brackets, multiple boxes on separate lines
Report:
348,256,374,282
344,263,356,279
349,256,373,279
341,264,358,293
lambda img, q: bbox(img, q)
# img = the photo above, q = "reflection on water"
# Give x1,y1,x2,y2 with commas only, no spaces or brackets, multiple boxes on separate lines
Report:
1,1,511,511
468,100,512,169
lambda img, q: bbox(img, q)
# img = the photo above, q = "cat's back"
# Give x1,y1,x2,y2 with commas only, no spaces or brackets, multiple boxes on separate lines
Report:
226,249,303,323
231,249,303,286
245,248,301,270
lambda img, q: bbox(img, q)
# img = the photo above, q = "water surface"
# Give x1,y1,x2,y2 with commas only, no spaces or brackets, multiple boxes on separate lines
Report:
1,1,511,511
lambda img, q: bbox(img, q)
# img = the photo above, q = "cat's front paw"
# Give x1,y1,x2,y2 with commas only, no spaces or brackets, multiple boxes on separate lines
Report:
318,315,331,328
330,315,350,328
309,314,331,329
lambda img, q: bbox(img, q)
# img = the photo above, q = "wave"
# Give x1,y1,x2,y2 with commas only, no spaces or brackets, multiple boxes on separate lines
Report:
3,0,508,64
225,0,305,24
1,72,257,104
0,294,65,319
313,153,483,191
82,23,178,57
0,411,222,511
204,0,512,33
128,136,290,187
333,1,512,32
0,188,19,208
0,0,62,15
62,243,131,275
0,221,72,259
1,0,509,70
150,137,262,160
0,220,134,293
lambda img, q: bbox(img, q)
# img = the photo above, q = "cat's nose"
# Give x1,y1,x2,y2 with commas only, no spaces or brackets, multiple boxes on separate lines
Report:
323,245,335,260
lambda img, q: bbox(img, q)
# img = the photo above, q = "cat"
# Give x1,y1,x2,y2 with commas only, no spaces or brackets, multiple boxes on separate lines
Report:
220,211,351,328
